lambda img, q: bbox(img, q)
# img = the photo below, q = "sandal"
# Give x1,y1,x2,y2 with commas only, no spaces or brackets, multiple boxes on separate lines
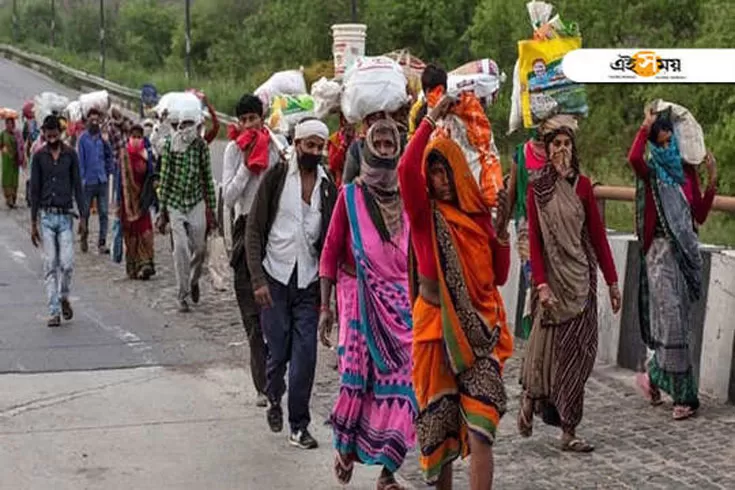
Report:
517,396,534,438
561,438,595,453
334,453,354,485
636,372,664,406
673,405,696,421
376,475,406,490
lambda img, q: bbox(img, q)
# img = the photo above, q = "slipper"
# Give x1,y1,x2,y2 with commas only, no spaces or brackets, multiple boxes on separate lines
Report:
517,397,534,438
377,475,407,490
673,405,696,421
562,438,595,453
636,372,664,406
334,453,354,485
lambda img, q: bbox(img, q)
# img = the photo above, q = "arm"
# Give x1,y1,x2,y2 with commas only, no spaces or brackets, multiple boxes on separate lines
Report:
526,186,548,286
222,143,252,209
204,101,220,144
201,142,216,211
506,148,519,223
319,191,349,309
627,126,650,179
398,119,434,226
157,143,172,211
30,152,41,223
71,150,88,219
76,136,87,185
245,167,276,290
687,166,716,225
580,177,618,285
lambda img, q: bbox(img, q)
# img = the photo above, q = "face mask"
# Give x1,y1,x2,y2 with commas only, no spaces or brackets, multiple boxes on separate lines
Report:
551,147,573,176
143,126,153,138
171,125,198,152
298,153,321,171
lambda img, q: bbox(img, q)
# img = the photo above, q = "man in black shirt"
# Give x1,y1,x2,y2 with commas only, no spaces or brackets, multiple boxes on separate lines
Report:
30,115,88,327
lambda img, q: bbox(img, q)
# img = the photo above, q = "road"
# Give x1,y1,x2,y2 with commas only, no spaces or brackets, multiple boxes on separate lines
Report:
3,56,735,489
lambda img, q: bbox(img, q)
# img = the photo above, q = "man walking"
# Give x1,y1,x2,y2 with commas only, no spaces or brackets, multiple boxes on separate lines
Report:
245,119,337,449
222,94,285,407
30,115,88,327
77,108,114,254
156,117,216,312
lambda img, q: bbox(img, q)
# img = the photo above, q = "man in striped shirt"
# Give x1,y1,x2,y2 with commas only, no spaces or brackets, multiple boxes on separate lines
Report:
156,118,217,312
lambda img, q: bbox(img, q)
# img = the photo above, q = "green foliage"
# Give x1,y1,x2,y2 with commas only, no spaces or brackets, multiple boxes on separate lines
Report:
1,0,734,243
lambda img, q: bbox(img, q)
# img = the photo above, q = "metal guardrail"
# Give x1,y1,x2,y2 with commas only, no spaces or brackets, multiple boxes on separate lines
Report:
595,185,735,213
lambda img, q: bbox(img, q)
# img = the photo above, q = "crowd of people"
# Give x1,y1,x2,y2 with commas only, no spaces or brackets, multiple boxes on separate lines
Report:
0,60,719,489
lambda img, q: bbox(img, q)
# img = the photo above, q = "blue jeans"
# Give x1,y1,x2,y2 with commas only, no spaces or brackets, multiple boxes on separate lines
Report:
41,213,75,317
260,272,319,432
84,182,109,246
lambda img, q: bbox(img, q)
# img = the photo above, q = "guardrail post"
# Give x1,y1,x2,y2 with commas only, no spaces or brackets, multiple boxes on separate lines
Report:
12,0,18,43
50,0,56,47
99,0,106,78
185,0,191,80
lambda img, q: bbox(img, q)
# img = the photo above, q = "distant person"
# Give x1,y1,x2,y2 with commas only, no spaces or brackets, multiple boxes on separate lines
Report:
407,64,447,140
77,107,114,254
29,115,88,327
1,113,25,208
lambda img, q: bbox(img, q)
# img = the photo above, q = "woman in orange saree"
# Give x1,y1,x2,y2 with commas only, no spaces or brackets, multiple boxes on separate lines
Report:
398,96,513,490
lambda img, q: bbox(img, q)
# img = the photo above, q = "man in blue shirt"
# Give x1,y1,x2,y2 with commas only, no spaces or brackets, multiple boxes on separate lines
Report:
77,107,114,254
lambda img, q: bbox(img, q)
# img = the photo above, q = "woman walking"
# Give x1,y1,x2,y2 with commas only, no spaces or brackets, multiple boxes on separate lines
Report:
318,119,416,490
628,107,717,420
119,124,155,280
400,95,513,490
518,118,621,452
1,114,26,208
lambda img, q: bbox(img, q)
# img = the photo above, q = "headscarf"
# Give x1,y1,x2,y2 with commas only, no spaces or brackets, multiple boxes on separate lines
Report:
356,119,403,242
647,115,684,185
539,114,579,135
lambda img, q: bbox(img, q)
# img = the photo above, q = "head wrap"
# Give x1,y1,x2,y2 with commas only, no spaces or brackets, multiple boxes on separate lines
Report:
539,114,578,136
364,119,401,168
423,136,486,214
294,119,329,142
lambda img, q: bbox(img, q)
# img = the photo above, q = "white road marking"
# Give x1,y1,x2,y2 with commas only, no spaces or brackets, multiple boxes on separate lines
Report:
82,310,155,365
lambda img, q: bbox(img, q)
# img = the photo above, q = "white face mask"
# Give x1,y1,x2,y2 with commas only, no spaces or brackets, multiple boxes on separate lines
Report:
171,125,198,152
143,126,153,138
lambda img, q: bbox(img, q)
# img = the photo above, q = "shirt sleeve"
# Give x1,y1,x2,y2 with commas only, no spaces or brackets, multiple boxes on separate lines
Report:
70,150,88,219
398,119,433,229
30,152,41,222
77,136,87,185
579,176,618,285
687,166,716,225
319,189,349,281
222,143,252,209
201,142,216,211
627,126,650,179
157,142,171,211
527,186,547,286
204,105,220,144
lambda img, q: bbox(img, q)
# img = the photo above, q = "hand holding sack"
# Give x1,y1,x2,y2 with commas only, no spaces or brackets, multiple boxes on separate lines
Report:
646,99,706,165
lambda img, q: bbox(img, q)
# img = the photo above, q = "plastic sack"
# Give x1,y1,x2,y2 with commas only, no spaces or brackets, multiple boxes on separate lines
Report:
518,36,587,128
0,108,19,120
340,56,408,124
448,59,506,103
65,101,83,122
648,99,706,165
508,60,523,134
111,218,123,264
79,90,110,119
156,92,203,124
267,94,315,135
310,77,342,119
33,92,70,123
255,69,307,108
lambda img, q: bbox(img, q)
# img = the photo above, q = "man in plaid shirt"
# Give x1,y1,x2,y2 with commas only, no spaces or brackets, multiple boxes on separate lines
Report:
156,118,217,312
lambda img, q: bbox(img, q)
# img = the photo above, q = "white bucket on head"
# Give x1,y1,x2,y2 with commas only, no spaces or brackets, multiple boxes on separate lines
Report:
332,23,367,79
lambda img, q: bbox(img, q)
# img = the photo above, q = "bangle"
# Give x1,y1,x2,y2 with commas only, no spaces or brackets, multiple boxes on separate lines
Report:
320,305,331,313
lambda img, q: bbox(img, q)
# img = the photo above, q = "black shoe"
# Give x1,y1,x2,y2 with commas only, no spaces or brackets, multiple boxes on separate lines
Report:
61,299,73,321
266,403,283,433
289,429,318,449
256,393,268,408
178,300,191,313
98,244,110,255
47,315,61,328
191,282,200,304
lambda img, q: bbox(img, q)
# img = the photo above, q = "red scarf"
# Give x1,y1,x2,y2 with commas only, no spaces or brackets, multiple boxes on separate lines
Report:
227,123,270,174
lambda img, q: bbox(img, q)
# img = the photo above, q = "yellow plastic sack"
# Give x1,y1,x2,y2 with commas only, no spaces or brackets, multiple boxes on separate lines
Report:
519,36,587,128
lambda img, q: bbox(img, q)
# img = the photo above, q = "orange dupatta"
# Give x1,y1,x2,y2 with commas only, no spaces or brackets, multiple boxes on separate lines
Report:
423,136,512,375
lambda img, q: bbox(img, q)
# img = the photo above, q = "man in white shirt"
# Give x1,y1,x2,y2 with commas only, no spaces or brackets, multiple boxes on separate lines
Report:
245,119,337,450
222,94,284,408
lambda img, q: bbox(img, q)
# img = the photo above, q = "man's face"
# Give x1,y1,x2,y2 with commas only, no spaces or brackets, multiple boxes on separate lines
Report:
44,128,61,147
428,160,453,202
372,129,397,158
87,114,100,131
296,136,326,157
239,113,263,131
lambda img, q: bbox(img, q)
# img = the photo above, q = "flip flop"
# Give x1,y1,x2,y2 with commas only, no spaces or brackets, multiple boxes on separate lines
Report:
636,372,664,406
673,405,696,421
376,475,407,490
562,438,595,453
334,453,354,485
517,397,534,438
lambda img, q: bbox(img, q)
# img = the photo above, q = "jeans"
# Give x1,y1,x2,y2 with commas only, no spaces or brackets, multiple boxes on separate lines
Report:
169,200,207,302
84,182,109,246
260,271,319,432
41,212,75,317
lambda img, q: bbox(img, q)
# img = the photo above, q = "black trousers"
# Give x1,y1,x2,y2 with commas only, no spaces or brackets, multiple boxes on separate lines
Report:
232,215,267,395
